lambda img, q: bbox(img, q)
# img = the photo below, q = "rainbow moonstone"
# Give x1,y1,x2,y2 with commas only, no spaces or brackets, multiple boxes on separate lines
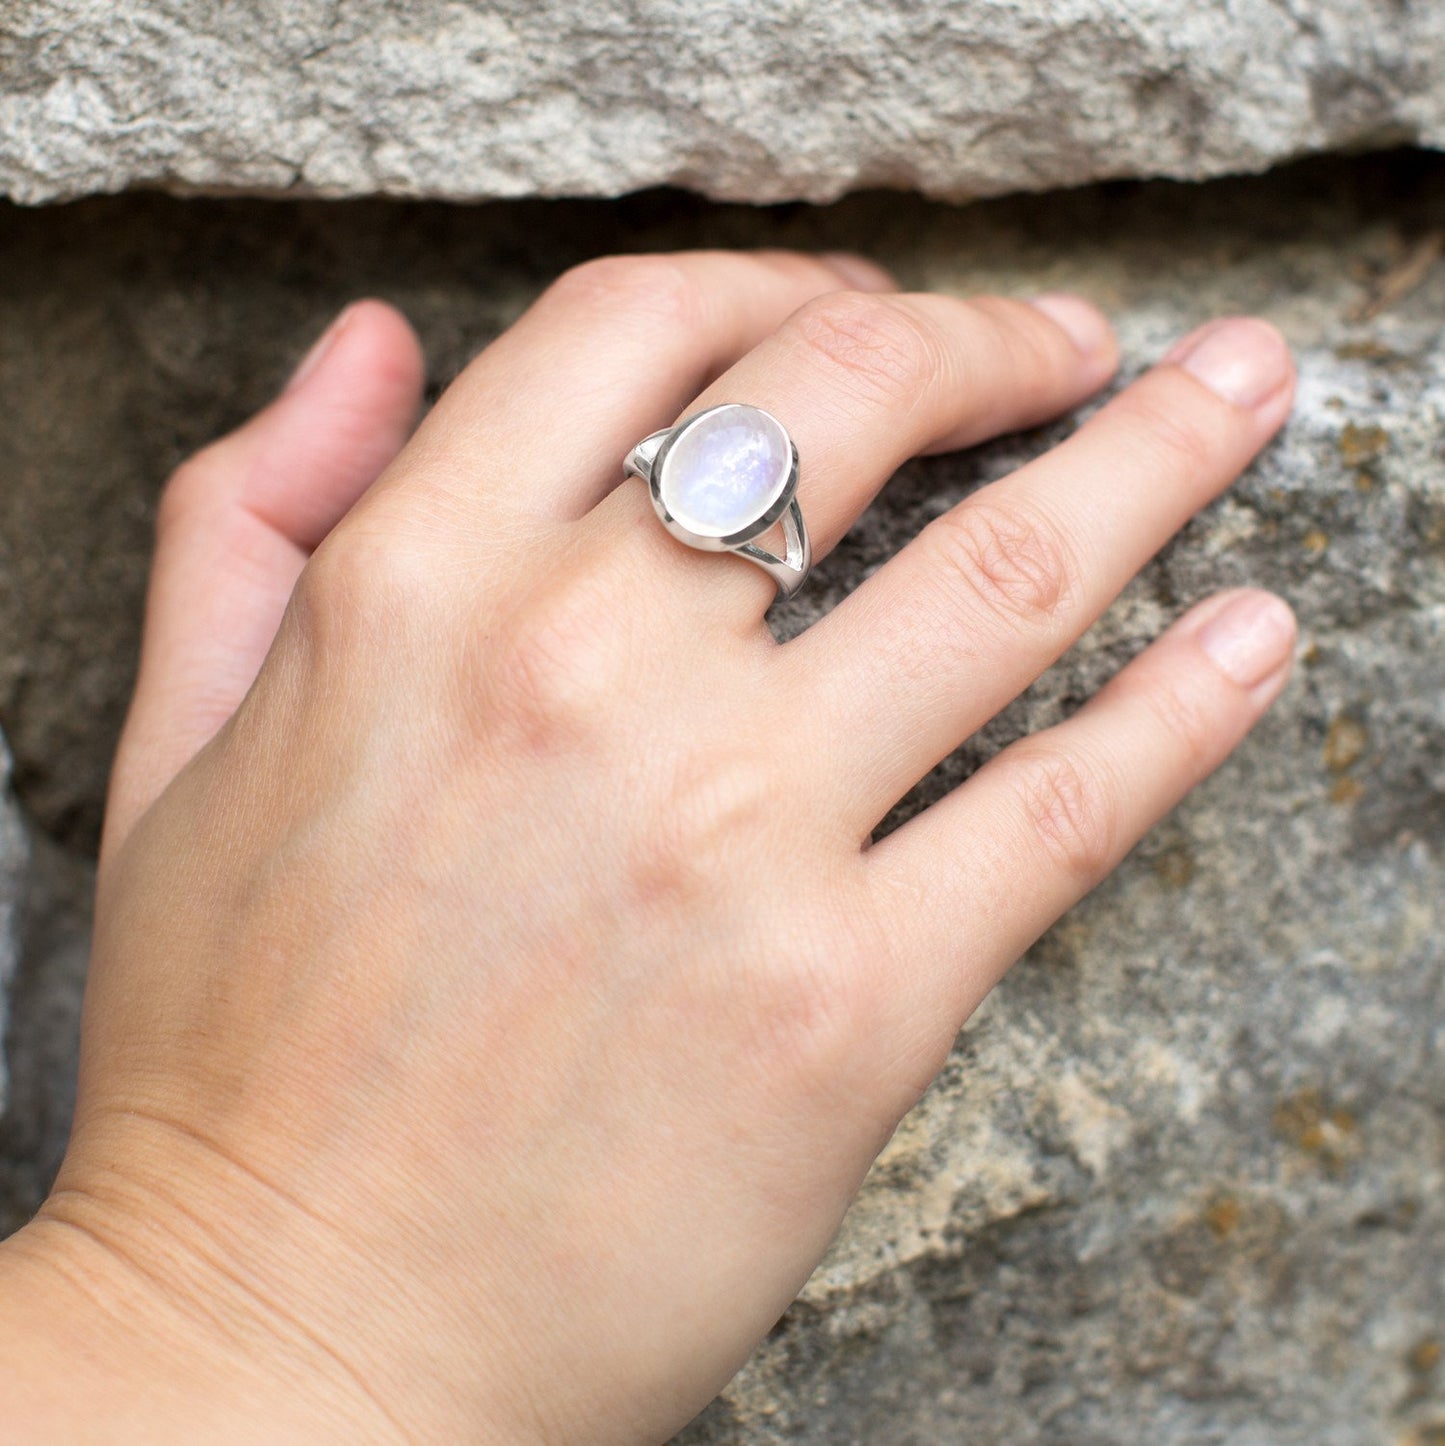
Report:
658,405,792,539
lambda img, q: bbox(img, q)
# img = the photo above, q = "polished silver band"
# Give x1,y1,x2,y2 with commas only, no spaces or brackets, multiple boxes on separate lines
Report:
623,403,813,601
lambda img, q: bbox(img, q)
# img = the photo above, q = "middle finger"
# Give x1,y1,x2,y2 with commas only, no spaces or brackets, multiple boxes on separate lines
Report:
788,316,1296,839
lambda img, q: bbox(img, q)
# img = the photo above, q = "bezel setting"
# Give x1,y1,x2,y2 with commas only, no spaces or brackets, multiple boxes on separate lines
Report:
622,401,812,600
645,403,799,553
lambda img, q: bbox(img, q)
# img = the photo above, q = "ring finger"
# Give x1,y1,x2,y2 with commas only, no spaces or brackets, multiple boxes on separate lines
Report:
589,288,1120,627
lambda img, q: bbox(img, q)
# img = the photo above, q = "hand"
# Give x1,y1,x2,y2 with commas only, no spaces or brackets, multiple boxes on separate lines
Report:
0,251,1296,1441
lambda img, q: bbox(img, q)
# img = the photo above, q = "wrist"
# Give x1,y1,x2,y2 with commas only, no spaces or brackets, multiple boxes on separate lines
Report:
0,1190,402,1443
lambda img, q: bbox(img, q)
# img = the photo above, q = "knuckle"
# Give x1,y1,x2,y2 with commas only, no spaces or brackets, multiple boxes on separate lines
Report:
482,568,628,757
542,253,702,331
285,548,346,657
1134,672,1216,772
627,775,890,1099
625,749,774,912
1113,385,1218,475
964,295,1057,369
155,447,225,538
924,500,1073,632
1005,744,1118,881
789,291,940,405
289,525,435,653
750,954,871,1092
1009,303,1086,385
736,930,887,1104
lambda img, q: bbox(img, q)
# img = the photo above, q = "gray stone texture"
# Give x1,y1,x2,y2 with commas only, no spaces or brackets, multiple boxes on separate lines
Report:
0,738,28,1127
0,766,89,1231
1,153,1443,1440
2,1,1445,206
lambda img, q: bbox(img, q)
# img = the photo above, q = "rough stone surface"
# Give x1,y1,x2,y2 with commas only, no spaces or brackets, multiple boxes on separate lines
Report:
1,153,1443,1440
0,737,29,1129
0,762,88,1232
3,2,1445,206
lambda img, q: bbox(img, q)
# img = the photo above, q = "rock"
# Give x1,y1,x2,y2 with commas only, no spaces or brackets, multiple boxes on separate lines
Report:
1,152,1443,1437
0,731,89,1237
0,734,28,1123
2,2,1445,206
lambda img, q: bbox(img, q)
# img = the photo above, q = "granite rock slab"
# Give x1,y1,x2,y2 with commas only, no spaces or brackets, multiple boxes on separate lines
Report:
2,2,1445,205
0,155,1442,1439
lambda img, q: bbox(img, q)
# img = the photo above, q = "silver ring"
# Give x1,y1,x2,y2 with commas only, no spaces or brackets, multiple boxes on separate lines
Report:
623,403,812,600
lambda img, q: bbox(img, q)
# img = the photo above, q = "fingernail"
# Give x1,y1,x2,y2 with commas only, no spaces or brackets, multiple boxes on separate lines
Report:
1166,317,1292,410
1197,590,1297,688
821,252,896,292
1026,292,1113,359
284,304,356,394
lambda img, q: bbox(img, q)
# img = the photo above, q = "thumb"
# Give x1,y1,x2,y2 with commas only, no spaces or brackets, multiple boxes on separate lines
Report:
101,299,426,868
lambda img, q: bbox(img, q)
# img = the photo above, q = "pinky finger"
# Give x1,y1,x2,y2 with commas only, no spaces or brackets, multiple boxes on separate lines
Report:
865,588,1298,1032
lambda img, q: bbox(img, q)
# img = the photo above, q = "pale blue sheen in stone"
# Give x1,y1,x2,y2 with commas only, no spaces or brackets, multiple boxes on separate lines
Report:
660,407,790,538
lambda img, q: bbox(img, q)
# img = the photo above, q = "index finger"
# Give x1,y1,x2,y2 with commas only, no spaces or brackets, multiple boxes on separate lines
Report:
361,249,894,529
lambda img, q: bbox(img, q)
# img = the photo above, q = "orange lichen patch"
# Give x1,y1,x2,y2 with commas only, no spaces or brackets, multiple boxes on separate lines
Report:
1324,716,1369,773
1204,1196,1241,1238
1303,528,1330,554
1330,776,1365,805
1339,421,1390,466
1154,847,1195,889
1355,471,1375,492
1273,1088,1360,1173
1333,339,1401,363
1274,1087,1324,1140
1410,1339,1443,1375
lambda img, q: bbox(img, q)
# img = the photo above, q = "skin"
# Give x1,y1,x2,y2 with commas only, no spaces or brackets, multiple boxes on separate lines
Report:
0,249,1298,1442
